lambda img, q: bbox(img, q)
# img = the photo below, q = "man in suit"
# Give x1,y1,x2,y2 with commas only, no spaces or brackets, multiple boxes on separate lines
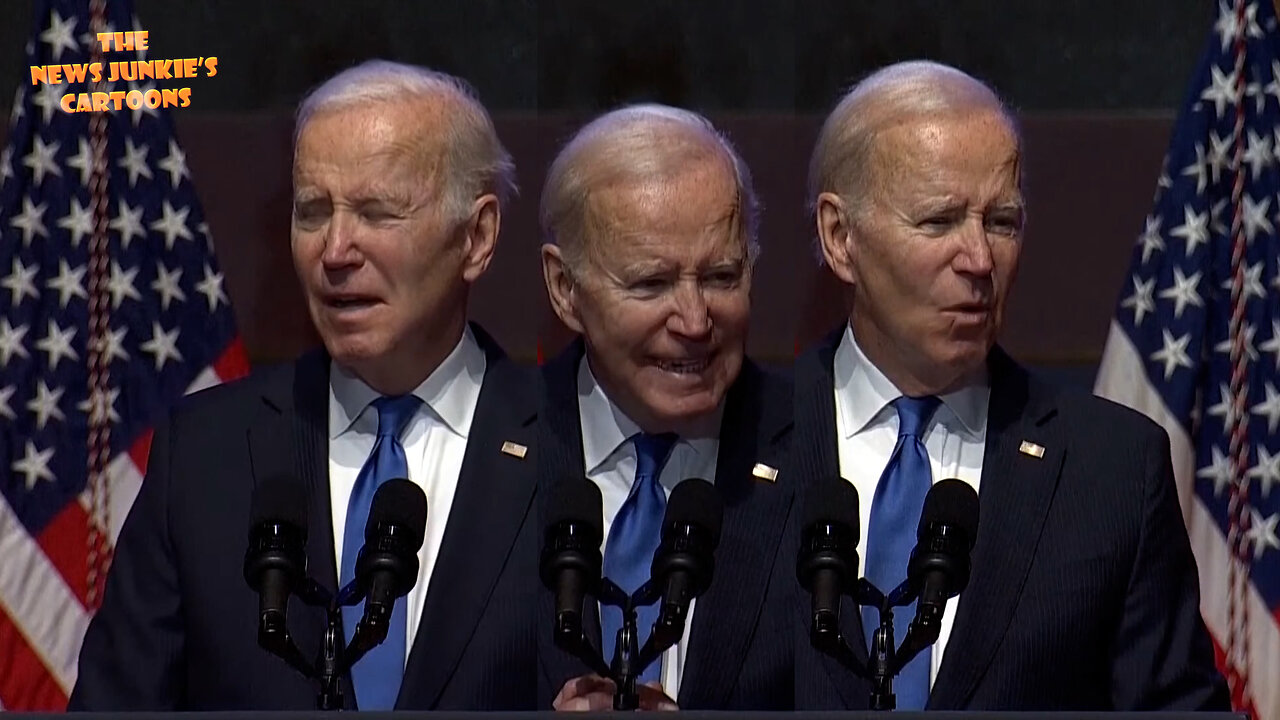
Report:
71,60,540,711
794,60,1229,711
536,105,794,710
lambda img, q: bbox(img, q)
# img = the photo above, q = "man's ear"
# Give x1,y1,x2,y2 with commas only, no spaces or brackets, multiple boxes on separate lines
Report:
461,193,500,283
815,192,859,287
541,243,585,334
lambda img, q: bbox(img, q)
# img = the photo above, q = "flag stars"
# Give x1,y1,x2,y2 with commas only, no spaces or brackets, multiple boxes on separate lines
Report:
109,199,145,249
31,82,64,124
196,264,228,312
1244,508,1280,560
1219,261,1267,303
12,442,55,491
107,260,142,309
1151,329,1194,381
150,201,194,250
1170,205,1211,257
1,257,40,306
118,137,153,187
25,380,65,430
156,140,190,188
23,136,61,187
1122,275,1157,326
1251,382,1280,433
1207,131,1232,182
0,319,30,366
1213,322,1259,363
1201,64,1240,119
91,325,130,365
1180,143,1209,194
1138,215,1165,264
58,196,94,247
0,386,14,421
1242,129,1274,179
78,386,121,425
1242,194,1274,242
1215,1,1264,51
40,9,78,62
10,197,49,247
1208,382,1242,430
46,259,87,308
66,138,93,187
1260,320,1280,370
140,322,183,371
35,319,79,369
1197,446,1233,498
151,263,186,310
1158,267,1204,319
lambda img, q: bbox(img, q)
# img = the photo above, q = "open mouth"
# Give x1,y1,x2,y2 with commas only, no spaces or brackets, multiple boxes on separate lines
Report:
654,358,711,374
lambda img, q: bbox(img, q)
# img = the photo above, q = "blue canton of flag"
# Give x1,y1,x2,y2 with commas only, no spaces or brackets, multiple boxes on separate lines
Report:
1096,2,1280,719
0,0,246,710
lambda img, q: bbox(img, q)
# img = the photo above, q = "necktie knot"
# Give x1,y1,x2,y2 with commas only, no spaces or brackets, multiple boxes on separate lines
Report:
372,395,421,439
633,432,678,483
894,395,940,439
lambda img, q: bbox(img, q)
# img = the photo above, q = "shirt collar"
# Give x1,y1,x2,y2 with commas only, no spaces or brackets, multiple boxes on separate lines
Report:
832,323,989,439
329,325,487,440
577,355,721,476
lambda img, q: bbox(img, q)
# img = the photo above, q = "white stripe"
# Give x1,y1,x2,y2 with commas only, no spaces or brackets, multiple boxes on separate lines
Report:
184,364,221,396
0,495,90,694
77,452,145,547
1097,321,1280,719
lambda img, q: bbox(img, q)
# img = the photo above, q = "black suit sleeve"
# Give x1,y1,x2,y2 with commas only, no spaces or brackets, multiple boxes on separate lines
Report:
1109,427,1229,710
69,414,185,710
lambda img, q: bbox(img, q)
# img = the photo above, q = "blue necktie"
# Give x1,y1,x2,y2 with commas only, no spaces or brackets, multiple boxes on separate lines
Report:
863,395,940,710
341,394,421,710
601,432,678,684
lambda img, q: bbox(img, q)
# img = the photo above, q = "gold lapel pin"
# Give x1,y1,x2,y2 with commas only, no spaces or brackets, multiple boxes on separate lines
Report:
1018,440,1045,459
500,441,528,459
752,463,779,482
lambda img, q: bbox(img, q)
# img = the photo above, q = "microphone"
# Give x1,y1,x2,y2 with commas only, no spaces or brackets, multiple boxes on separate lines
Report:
649,478,723,631
796,479,860,644
906,478,979,640
539,479,604,645
352,479,428,646
243,474,309,637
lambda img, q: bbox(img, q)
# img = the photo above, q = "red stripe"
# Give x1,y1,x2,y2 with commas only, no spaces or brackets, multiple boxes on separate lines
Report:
129,429,154,476
213,336,250,380
0,606,68,710
35,504,112,610
1209,627,1262,719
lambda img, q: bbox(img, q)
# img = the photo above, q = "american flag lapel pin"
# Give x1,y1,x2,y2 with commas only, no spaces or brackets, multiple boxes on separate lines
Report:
500,441,528,459
752,462,779,482
1018,440,1045,459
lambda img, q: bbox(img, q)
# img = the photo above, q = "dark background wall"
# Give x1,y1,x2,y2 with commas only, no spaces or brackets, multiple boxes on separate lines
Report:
0,0,1220,382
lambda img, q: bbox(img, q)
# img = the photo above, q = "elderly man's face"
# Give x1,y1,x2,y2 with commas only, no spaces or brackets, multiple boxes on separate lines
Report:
560,155,751,433
839,109,1023,394
291,101,480,389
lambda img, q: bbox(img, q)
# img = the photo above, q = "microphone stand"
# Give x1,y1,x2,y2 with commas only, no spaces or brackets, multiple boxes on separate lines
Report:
256,575,398,710
809,577,935,711
553,575,687,711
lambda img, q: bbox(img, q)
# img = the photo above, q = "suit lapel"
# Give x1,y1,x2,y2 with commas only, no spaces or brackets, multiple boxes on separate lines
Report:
795,329,871,709
927,347,1064,709
398,329,539,709
535,340,603,697
678,361,794,708
246,350,348,705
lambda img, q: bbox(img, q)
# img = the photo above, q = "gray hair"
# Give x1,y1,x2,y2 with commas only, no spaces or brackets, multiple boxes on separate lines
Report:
540,103,761,273
807,60,1019,219
294,59,517,223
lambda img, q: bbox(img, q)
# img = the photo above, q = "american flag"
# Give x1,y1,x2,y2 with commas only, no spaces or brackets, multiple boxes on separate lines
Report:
0,0,247,709
1095,1,1280,718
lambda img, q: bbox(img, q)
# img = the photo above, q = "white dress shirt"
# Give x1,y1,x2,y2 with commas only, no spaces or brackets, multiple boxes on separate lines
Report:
832,324,988,687
577,357,720,700
327,326,486,662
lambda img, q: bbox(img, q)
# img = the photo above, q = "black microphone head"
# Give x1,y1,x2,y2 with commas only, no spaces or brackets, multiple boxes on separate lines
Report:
367,478,428,551
545,478,604,541
664,478,723,547
797,478,860,591
802,478,860,535
250,474,308,534
919,478,979,548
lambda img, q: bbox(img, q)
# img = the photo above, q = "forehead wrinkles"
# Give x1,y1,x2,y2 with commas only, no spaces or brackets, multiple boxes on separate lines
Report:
869,114,1022,207
294,103,448,198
